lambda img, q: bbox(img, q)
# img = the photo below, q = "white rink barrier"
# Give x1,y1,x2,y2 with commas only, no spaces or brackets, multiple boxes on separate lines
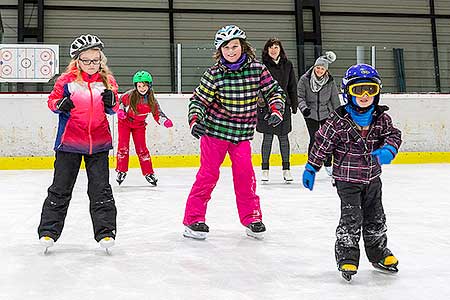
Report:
0,93,449,157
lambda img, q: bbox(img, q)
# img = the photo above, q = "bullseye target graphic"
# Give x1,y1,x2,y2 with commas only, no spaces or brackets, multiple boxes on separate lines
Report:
40,65,51,76
2,50,12,61
0,44,59,82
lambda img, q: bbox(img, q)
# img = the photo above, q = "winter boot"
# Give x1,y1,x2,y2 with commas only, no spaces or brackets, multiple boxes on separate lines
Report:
246,221,266,240
40,236,54,254
339,263,358,282
183,222,209,240
261,170,269,183
145,173,158,186
283,170,293,183
116,172,127,185
372,255,399,273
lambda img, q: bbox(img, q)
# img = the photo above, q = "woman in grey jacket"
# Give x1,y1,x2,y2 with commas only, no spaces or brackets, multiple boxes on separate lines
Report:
297,51,340,175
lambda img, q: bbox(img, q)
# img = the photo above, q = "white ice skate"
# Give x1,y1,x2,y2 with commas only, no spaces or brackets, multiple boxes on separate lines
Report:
40,236,54,254
99,237,115,254
261,170,269,183
283,170,293,183
325,166,333,176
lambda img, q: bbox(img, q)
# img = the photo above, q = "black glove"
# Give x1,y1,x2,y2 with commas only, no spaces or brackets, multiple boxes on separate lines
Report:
267,110,283,127
56,96,75,113
101,89,116,108
191,122,206,139
302,107,311,117
291,106,298,114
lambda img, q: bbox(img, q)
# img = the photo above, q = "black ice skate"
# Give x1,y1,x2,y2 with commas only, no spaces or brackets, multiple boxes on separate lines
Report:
339,263,358,282
116,172,127,185
145,173,158,186
183,222,209,240
246,221,266,240
372,255,399,273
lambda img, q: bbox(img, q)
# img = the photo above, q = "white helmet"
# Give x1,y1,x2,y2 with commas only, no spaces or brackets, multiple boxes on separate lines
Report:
69,34,104,58
214,25,246,50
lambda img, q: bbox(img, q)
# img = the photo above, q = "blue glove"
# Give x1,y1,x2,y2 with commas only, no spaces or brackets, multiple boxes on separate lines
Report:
302,163,318,191
371,144,397,165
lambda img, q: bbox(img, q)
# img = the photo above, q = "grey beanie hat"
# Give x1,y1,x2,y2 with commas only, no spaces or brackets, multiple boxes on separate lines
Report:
314,51,337,70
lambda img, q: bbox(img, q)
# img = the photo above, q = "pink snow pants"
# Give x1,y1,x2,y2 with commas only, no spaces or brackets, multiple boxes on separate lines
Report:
183,135,262,227
116,119,154,176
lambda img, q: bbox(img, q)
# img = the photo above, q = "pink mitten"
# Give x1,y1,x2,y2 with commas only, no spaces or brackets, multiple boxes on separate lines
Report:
117,109,127,120
163,118,173,128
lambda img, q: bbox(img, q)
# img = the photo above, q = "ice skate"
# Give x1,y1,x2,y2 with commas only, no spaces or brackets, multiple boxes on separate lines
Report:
372,255,399,273
283,170,293,183
99,237,115,254
261,170,269,183
116,172,127,185
183,222,209,240
245,221,266,240
339,263,358,282
40,236,54,254
145,173,158,186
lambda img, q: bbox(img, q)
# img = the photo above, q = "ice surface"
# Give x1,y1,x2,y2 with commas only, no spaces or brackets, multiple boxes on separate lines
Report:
1,164,450,299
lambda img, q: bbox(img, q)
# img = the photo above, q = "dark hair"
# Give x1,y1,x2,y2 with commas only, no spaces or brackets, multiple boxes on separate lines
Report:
262,38,287,62
129,85,157,117
213,38,256,61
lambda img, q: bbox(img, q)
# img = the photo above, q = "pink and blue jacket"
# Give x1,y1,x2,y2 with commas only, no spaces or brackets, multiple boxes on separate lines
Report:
48,71,119,154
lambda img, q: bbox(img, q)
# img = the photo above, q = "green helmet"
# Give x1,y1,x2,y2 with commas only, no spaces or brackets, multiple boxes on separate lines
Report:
133,70,153,85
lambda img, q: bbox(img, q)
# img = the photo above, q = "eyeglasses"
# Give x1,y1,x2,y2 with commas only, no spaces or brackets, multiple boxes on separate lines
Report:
348,82,380,97
79,58,101,66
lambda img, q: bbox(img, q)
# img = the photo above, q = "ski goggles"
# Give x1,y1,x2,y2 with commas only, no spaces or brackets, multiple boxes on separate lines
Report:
348,82,380,97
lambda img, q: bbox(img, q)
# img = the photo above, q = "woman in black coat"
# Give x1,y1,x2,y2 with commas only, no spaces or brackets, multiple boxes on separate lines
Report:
257,38,298,183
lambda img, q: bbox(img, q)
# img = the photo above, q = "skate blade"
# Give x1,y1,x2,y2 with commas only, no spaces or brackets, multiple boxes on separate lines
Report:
341,271,355,282
372,263,399,273
183,227,207,240
284,179,293,184
245,228,265,240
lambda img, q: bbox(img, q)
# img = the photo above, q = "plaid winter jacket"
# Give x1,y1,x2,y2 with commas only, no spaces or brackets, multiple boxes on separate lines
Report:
188,57,285,143
308,105,402,184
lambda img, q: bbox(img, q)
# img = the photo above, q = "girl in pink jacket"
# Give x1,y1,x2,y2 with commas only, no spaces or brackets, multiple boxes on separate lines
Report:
115,70,173,186
38,34,119,253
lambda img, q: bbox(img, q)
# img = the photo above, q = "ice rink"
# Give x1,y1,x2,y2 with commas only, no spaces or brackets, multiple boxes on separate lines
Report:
1,163,450,300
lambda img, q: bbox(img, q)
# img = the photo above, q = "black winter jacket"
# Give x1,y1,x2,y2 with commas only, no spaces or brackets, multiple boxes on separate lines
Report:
257,57,298,136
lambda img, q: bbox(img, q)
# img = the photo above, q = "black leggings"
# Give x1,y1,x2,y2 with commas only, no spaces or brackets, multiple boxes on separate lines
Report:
305,118,332,167
261,133,290,170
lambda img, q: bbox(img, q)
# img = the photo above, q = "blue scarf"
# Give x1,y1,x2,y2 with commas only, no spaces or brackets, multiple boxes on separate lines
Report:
221,53,247,71
345,104,374,127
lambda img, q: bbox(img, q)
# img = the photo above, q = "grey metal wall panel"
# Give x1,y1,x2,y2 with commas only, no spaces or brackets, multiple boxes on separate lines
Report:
320,0,429,14
436,19,450,92
174,13,297,92
44,10,171,92
435,0,450,14
45,0,168,9
321,16,435,92
174,0,294,11
0,9,17,43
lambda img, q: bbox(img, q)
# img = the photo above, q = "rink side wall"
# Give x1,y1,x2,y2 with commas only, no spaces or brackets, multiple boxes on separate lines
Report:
0,93,449,170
